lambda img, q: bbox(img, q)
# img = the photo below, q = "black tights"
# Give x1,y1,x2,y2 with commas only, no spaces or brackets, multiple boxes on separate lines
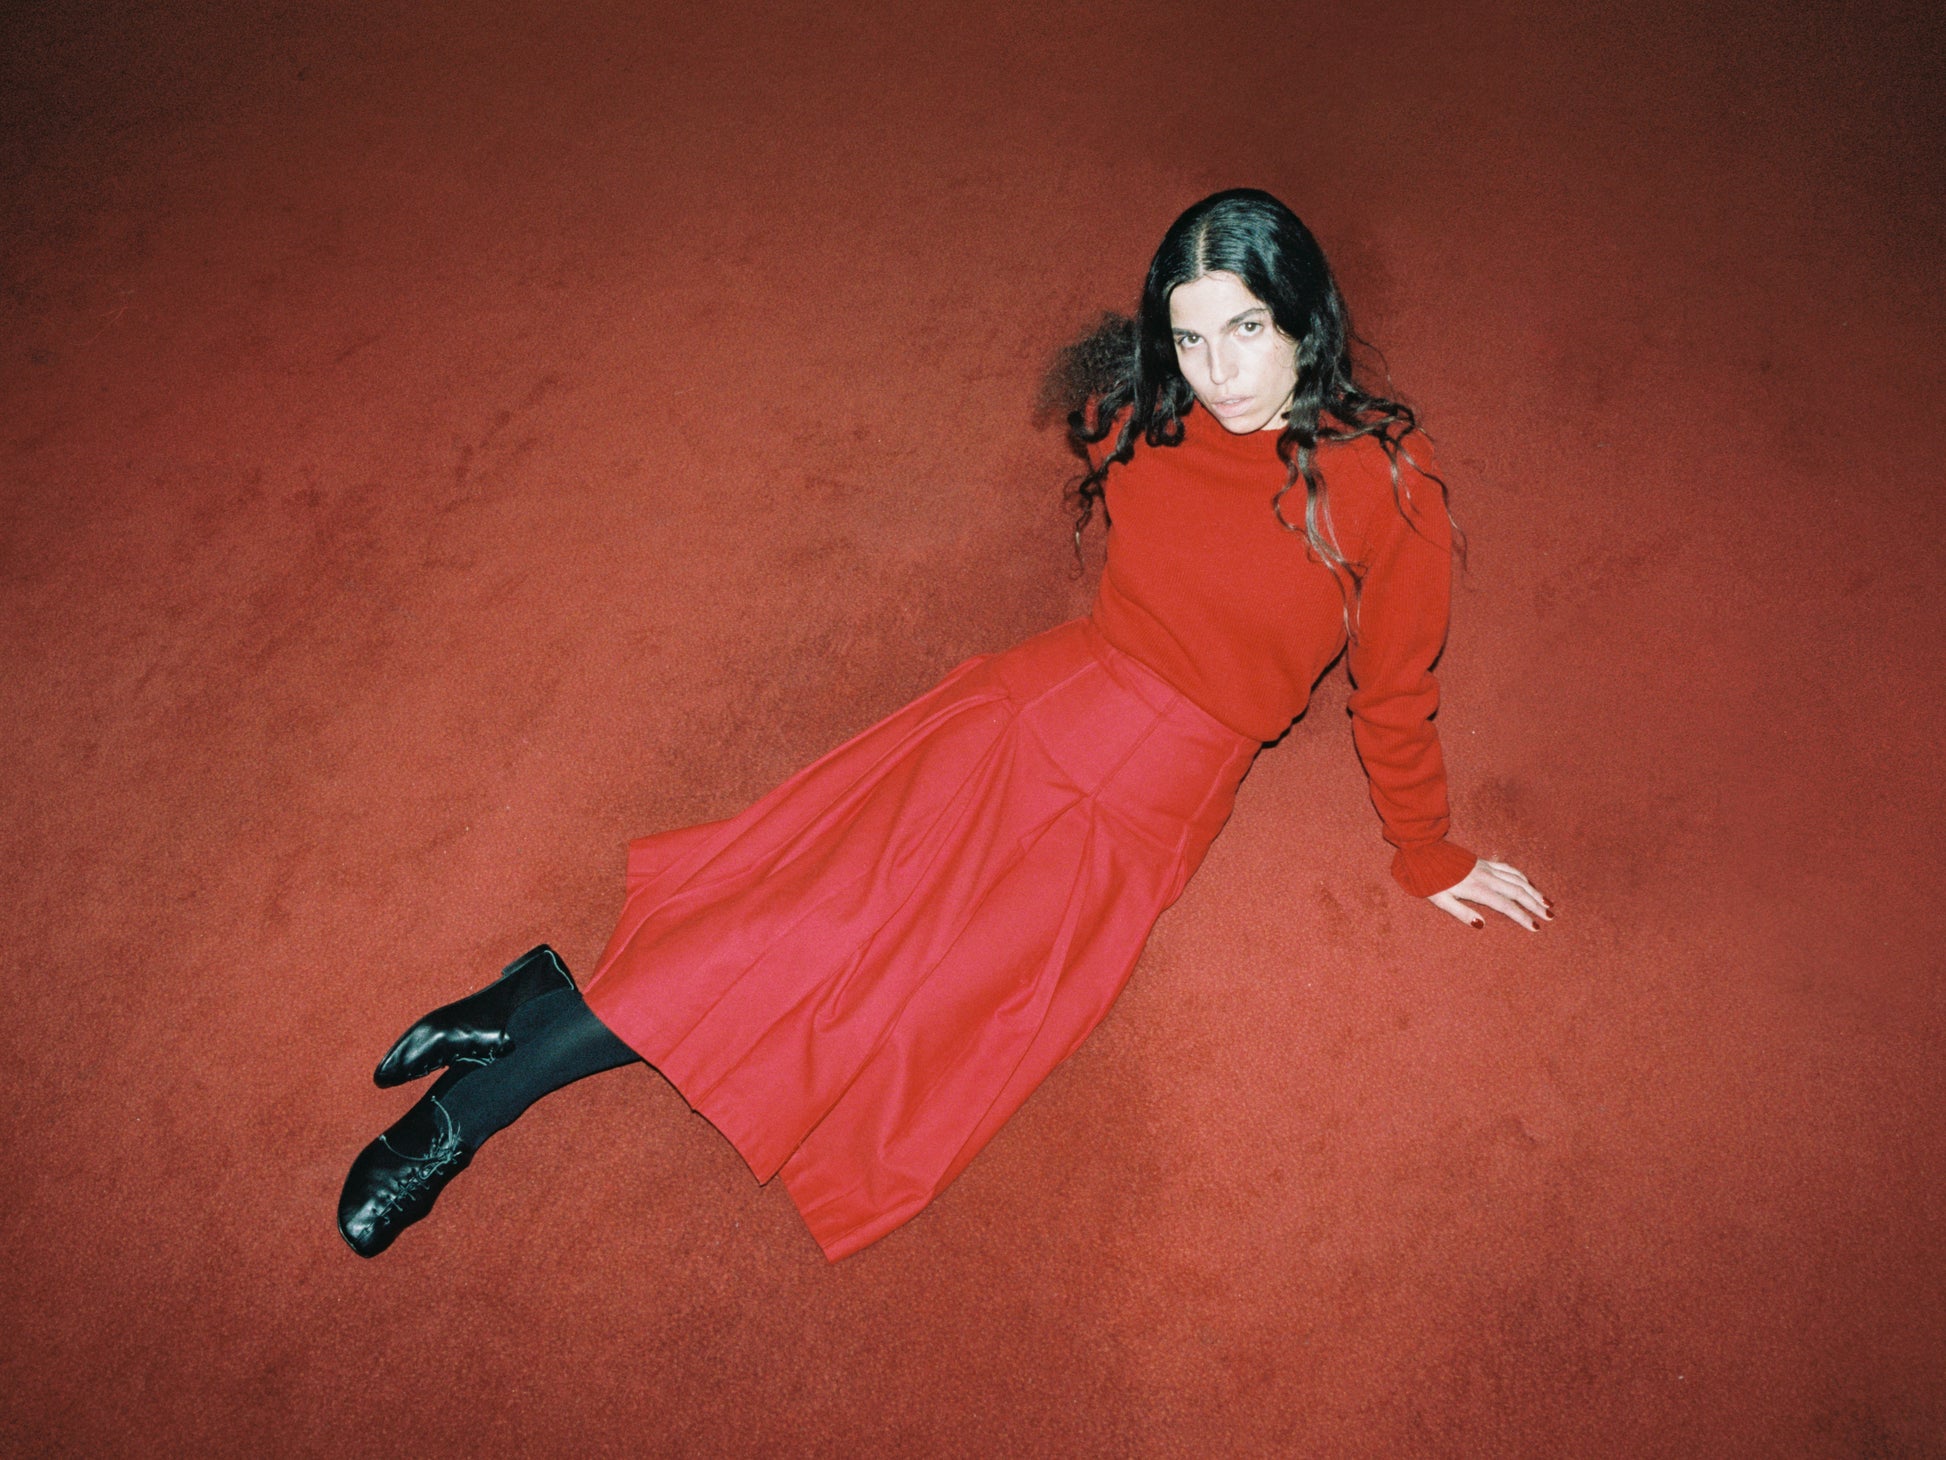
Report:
435,987,640,1148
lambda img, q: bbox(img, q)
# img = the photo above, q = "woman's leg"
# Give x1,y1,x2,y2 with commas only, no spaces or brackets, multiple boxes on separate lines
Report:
337,986,641,1257
434,988,640,1145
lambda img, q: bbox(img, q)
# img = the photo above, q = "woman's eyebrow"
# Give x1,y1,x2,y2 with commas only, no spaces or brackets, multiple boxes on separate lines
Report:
1173,307,1269,335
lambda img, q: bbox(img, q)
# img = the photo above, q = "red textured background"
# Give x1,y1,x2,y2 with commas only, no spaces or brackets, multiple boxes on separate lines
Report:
4,1,1942,1454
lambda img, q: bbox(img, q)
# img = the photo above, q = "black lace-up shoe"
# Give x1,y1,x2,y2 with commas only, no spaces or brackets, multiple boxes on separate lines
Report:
338,1068,477,1258
373,944,575,1088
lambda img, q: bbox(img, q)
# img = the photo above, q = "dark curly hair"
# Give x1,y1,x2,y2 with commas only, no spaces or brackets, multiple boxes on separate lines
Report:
1044,189,1456,615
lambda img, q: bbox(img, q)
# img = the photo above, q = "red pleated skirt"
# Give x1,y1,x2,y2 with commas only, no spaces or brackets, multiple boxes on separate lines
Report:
582,617,1258,1260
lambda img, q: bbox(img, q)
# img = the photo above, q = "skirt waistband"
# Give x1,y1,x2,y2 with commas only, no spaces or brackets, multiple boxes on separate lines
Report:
976,618,1256,834
991,619,1246,743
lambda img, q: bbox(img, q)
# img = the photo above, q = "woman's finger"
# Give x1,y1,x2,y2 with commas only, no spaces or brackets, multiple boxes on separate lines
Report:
1493,875,1550,922
1484,862,1552,919
1472,886,1540,931
1448,878,1541,930
1485,860,1540,897
1428,890,1486,928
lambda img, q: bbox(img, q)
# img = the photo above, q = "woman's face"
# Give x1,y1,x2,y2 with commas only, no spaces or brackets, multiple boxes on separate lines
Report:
1167,271,1299,434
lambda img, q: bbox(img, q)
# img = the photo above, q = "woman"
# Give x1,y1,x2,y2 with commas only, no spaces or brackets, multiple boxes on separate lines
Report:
338,188,1549,1262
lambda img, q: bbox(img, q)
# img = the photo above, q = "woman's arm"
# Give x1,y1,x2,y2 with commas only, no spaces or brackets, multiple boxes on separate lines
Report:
1341,441,1549,929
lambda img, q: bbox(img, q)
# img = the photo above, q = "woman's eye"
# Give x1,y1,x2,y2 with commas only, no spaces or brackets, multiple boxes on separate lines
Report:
1176,334,1199,348
1239,320,1261,335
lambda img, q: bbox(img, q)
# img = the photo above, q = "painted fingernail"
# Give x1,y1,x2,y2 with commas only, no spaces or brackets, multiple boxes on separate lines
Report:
1472,919,1484,930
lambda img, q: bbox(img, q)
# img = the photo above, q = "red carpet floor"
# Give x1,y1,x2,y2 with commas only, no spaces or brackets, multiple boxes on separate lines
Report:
4,1,1943,1454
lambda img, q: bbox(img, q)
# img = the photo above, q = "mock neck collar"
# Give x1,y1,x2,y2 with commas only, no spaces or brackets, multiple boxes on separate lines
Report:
1183,400,1288,458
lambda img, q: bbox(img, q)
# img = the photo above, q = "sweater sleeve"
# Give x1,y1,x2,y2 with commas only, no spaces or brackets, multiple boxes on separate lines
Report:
1342,444,1478,897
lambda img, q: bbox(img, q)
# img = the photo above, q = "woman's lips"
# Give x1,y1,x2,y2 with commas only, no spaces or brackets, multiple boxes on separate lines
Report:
1210,396,1253,416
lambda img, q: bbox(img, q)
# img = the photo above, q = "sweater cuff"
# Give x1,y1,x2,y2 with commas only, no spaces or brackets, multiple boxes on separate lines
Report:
1390,840,1478,898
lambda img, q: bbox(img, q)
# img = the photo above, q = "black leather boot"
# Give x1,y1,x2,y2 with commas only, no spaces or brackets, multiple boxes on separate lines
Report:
373,944,575,1088
338,1067,477,1258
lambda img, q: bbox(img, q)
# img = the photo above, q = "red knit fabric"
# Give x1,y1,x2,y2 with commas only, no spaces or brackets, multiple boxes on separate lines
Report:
1091,403,1478,896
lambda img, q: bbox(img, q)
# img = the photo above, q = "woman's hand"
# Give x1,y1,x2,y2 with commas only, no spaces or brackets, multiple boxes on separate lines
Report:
1429,859,1551,931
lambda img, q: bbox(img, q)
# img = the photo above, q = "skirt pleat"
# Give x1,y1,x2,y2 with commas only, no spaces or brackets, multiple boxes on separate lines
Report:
582,617,1257,1259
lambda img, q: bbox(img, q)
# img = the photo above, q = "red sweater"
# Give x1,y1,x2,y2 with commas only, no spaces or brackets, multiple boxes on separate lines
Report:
1091,402,1478,897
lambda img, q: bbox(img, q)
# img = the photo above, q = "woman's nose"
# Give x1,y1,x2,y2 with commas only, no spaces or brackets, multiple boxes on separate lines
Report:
1207,341,1236,386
